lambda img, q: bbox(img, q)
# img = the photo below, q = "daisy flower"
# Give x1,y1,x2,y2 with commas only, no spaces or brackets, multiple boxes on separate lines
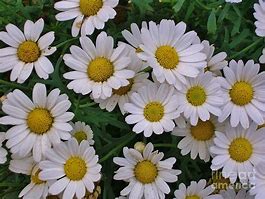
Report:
39,139,102,199
0,18,56,83
176,72,223,125
254,0,265,37
172,116,224,162
54,0,118,37
9,155,50,199
0,132,7,164
70,121,94,145
210,123,265,183
220,189,254,199
122,22,147,52
218,60,265,129
113,142,181,199
63,32,135,100
249,161,265,199
124,82,179,137
94,46,150,114
138,19,206,89
173,179,223,199
0,83,74,162
201,40,228,76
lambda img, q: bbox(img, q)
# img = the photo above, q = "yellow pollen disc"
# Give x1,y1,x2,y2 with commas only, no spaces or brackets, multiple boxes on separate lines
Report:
135,47,143,53
134,160,158,184
27,108,53,134
143,102,164,122
186,86,207,106
17,41,40,63
31,169,45,185
87,57,114,82
64,156,87,181
190,120,215,141
186,195,201,199
79,0,103,16
229,81,254,106
113,79,134,96
74,131,87,144
228,138,253,162
155,45,179,69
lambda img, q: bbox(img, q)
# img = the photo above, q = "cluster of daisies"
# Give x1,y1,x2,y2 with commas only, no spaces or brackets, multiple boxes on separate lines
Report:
0,0,265,199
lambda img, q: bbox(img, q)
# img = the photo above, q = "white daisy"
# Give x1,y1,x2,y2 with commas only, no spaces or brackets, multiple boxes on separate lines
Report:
254,0,265,37
9,155,50,199
54,0,118,37
259,48,265,63
0,83,74,162
0,18,56,83
172,116,224,162
70,121,94,145
225,0,242,3
138,19,206,89
218,60,265,129
94,45,150,114
124,82,179,137
176,72,223,126
173,179,223,199
39,139,102,199
0,132,7,164
113,142,181,199
122,22,147,52
249,162,265,199
220,189,254,199
210,123,265,183
201,40,228,76
63,32,135,100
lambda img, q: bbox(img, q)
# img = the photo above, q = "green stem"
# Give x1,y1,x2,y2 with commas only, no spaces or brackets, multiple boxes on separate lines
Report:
154,143,176,148
194,0,212,10
0,80,30,91
99,134,135,163
230,38,263,59
55,37,78,49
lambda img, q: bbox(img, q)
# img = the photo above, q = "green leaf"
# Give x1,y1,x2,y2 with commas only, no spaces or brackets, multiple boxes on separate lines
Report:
173,0,186,13
207,9,217,34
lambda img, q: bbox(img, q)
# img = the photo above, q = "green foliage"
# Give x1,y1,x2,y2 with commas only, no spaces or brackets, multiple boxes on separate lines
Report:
0,0,264,198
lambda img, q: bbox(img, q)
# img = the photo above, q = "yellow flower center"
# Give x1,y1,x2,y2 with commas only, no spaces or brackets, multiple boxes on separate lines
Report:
113,79,134,96
31,169,45,185
17,41,40,63
87,57,114,82
79,0,103,17
74,131,87,144
143,102,164,122
27,108,53,134
134,160,158,184
229,81,254,106
155,45,179,69
228,138,253,162
186,196,201,199
186,86,207,106
190,120,215,141
64,156,87,181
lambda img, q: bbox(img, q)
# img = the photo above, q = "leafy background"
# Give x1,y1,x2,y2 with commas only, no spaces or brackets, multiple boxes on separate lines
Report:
0,0,264,198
